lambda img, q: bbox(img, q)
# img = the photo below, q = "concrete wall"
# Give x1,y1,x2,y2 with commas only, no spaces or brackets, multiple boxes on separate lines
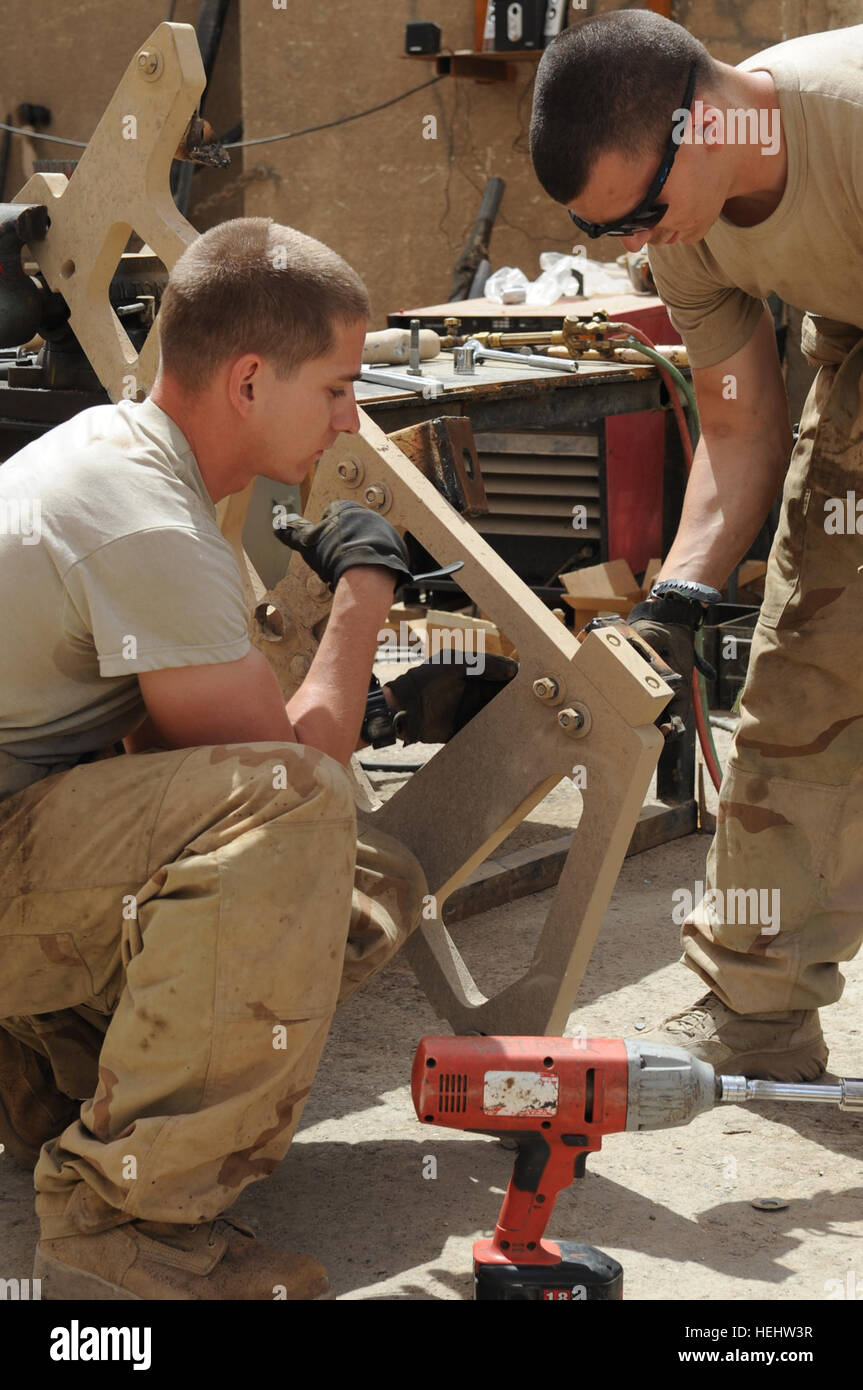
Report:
236,0,854,320
0,1,857,325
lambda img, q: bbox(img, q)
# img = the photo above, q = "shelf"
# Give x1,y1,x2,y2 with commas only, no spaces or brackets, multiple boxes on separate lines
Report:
404,49,543,82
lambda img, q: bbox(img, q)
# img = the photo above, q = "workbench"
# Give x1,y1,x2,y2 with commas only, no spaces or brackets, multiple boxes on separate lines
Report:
376,291,684,585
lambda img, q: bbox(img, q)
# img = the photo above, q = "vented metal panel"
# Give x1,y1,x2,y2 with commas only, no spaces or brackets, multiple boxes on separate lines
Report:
472,430,602,540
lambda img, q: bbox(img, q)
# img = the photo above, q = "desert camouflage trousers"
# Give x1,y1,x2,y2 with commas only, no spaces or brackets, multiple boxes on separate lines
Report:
0,742,426,1237
683,327,863,1013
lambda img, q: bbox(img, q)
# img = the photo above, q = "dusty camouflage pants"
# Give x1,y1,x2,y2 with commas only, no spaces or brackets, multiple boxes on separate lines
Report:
683,326,863,1013
0,743,426,1238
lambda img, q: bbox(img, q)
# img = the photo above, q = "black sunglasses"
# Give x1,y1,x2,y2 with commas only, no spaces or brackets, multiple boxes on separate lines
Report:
568,63,698,239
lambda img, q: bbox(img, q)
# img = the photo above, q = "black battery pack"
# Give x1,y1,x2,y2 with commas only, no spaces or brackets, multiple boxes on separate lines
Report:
474,1241,623,1301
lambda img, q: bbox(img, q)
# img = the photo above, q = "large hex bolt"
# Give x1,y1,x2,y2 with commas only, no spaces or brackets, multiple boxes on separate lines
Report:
363,483,390,510
558,704,591,737
337,459,362,485
137,48,163,78
532,676,560,704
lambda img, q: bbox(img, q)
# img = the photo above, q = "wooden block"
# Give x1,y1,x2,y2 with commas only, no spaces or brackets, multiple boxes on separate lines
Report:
560,558,640,601
380,602,425,634
427,609,497,634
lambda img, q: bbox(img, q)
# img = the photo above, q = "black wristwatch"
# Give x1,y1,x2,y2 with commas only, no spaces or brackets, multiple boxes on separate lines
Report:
648,579,722,606
646,579,722,628
361,676,401,748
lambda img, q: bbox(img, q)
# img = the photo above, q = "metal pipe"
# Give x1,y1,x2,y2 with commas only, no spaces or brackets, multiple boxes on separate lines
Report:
720,1075,863,1110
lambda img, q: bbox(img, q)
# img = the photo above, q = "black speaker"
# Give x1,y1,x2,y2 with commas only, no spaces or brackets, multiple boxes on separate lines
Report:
405,22,442,55
494,1,547,51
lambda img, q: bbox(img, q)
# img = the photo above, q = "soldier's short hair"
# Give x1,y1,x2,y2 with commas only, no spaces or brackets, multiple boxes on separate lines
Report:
157,217,370,391
530,11,716,205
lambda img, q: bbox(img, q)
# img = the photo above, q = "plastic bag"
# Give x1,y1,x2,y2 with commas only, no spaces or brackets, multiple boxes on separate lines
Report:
485,252,630,306
483,266,530,303
539,250,629,300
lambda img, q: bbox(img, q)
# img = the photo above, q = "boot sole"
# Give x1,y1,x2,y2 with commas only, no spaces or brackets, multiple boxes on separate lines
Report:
33,1249,141,1301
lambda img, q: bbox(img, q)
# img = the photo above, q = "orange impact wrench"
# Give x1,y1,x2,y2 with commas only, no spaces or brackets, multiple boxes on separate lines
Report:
412,1035,863,1301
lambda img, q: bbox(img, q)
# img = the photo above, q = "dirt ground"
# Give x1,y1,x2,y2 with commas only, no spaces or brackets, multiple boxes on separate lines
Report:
2,726,861,1303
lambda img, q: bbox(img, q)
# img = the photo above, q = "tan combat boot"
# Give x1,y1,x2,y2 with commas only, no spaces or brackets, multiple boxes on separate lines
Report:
34,1215,329,1300
0,1030,80,1169
639,992,829,1081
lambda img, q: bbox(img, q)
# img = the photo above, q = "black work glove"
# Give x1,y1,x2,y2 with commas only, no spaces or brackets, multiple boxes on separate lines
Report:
385,655,518,745
627,594,713,734
274,499,413,592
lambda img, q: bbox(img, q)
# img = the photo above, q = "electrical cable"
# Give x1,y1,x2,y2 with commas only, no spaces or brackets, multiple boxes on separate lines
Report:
224,76,446,148
0,75,447,154
0,121,87,148
604,321,697,463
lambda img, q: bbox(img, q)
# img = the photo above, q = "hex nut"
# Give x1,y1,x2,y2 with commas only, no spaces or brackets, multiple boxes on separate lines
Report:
337,459,361,484
136,49,162,78
532,677,560,703
558,704,591,737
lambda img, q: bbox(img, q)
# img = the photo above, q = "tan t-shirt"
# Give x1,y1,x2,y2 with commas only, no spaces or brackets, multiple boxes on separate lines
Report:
648,26,863,369
0,397,250,798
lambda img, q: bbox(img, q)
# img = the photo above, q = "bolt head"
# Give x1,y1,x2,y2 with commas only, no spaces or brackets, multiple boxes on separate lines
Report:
558,707,585,732
532,677,559,703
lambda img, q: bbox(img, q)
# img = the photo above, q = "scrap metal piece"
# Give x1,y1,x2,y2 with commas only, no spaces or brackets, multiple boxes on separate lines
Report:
386,417,488,518
175,112,231,168
360,365,442,399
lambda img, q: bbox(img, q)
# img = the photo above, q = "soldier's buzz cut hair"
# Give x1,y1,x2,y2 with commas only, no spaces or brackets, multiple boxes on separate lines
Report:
157,217,370,391
530,11,716,205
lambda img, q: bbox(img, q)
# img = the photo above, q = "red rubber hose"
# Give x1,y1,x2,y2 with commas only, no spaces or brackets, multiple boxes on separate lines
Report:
606,321,722,790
